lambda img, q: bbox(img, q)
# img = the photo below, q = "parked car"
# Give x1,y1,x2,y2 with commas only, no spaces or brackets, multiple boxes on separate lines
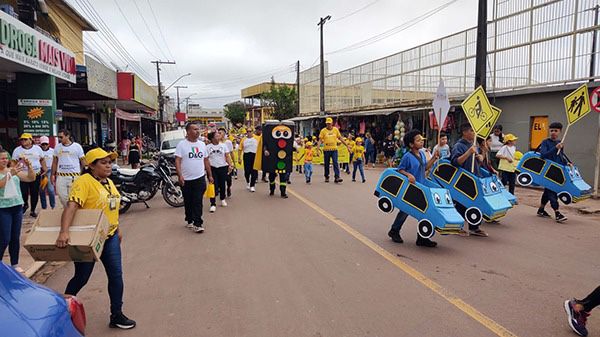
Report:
374,168,464,239
516,151,592,204
481,168,518,206
430,160,513,225
0,262,86,336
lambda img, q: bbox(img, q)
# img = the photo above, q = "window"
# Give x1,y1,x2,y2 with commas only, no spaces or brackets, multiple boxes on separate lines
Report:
434,163,458,184
381,175,404,197
402,184,428,212
544,164,565,185
522,157,545,174
455,173,477,200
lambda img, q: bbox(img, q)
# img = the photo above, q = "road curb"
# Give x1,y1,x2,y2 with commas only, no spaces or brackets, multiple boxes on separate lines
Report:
25,261,46,279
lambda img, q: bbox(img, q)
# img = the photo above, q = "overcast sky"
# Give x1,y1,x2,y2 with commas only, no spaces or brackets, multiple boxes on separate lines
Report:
69,0,480,108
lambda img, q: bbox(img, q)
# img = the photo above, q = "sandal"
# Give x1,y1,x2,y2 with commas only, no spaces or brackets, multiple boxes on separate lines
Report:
469,229,489,237
13,266,25,274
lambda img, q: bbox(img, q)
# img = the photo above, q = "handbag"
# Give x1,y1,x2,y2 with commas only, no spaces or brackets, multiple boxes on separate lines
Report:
204,183,215,198
3,173,19,199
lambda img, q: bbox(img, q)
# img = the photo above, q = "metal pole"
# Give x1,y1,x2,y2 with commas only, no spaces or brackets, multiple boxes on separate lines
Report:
175,85,187,113
296,60,300,116
318,16,331,115
151,60,176,139
594,113,600,197
474,0,488,90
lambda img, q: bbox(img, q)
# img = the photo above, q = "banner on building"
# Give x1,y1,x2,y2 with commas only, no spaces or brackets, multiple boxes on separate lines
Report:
86,55,118,99
133,75,158,110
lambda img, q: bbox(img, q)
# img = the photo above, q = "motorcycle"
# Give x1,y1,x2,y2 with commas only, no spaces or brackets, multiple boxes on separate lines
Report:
111,155,184,214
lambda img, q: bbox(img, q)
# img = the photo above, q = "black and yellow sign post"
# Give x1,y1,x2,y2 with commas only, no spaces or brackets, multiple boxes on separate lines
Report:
559,84,591,154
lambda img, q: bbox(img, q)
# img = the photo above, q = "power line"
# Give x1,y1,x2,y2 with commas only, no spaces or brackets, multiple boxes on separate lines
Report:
144,0,181,77
327,0,461,55
132,0,171,61
183,64,296,86
331,0,381,23
111,0,161,59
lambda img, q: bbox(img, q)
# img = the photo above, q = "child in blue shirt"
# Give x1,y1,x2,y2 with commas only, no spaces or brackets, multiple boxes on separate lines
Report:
387,130,439,247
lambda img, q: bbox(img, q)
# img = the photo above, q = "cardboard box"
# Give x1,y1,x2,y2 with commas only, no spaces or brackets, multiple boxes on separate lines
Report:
24,209,110,262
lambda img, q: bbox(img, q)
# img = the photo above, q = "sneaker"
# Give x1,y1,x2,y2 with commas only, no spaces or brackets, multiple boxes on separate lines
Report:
227,188,232,198
325,178,330,183
269,191,274,196
186,222,194,229
209,205,216,213
246,183,251,190
221,200,228,207
362,179,366,183
469,228,489,237
352,179,356,182
250,186,256,192
556,212,568,223
372,164,375,168
281,194,288,199
334,177,343,183
416,237,438,247
564,299,589,336
192,225,205,233
387,230,403,243
30,212,38,218
109,312,136,329
537,209,551,218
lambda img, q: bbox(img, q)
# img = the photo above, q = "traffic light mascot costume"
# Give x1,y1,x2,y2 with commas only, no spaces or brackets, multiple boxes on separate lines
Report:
254,120,295,198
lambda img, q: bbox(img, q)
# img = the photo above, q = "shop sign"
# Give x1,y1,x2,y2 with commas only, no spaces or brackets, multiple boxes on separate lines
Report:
86,55,117,99
133,74,157,110
0,11,76,83
18,99,54,136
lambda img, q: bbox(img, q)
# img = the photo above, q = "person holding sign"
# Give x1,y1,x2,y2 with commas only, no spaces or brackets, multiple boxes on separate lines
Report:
536,122,570,223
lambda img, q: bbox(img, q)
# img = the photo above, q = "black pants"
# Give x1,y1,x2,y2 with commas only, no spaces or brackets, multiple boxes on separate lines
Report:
269,172,289,196
210,166,228,206
501,171,516,194
20,175,41,213
182,176,206,226
579,285,600,312
541,188,559,210
243,152,258,187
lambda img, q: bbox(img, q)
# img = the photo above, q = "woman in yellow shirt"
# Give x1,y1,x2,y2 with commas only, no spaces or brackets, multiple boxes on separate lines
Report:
55,148,136,330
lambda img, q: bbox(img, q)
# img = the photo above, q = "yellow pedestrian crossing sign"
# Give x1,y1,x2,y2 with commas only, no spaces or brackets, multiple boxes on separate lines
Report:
477,105,502,138
461,86,496,134
563,84,591,125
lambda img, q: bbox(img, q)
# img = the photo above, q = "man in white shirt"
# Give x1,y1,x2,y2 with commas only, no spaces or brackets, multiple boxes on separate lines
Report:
51,129,86,207
39,136,56,210
175,123,213,233
238,128,259,192
12,133,47,217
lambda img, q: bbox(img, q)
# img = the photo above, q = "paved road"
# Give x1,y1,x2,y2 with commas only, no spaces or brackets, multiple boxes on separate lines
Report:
45,166,600,337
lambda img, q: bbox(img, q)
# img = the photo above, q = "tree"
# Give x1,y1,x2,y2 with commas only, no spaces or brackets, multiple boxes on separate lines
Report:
261,81,298,121
224,101,246,125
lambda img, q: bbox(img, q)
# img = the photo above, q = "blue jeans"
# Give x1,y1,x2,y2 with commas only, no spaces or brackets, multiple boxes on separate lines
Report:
352,160,365,181
390,211,408,233
39,171,55,209
65,234,124,315
323,150,340,179
0,205,23,266
304,163,313,181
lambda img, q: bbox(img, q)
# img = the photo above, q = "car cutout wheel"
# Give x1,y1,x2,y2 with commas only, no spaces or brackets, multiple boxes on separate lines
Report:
517,172,533,186
465,207,483,226
558,192,572,205
418,219,434,239
377,197,394,213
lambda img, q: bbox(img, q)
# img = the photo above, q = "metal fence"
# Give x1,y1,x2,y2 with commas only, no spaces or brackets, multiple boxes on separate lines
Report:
299,0,600,115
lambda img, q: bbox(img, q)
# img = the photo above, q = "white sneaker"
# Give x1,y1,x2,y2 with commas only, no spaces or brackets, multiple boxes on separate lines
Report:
192,225,204,233
246,183,251,190
186,222,194,229
221,200,228,207
250,186,255,192
209,205,216,213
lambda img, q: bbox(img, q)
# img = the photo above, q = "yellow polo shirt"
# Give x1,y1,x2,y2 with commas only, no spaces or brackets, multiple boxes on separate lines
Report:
69,173,121,236
353,145,365,161
319,127,341,151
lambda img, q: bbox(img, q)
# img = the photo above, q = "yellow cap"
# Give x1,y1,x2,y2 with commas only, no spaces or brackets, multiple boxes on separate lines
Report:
325,117,333,124
20,133,33,140
355,137,363,142
504,133,518,142
85,148,118,164
306,142,313,146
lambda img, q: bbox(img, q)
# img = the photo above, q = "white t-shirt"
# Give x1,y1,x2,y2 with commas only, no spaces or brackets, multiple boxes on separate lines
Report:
497,145,516,161
54,142,85,174
175,139,208,180
207,143,230,168
241,136,258,153
12,145,44,173
41,148,54,169
433,144,450,159
490,134,504,152
223,139,234,153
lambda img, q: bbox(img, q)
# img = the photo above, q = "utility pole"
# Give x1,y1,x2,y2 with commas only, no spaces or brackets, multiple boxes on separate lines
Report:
296,60,300,116
174,85,187,113
318,16,331,116
474,0,487,90
151,60,176,124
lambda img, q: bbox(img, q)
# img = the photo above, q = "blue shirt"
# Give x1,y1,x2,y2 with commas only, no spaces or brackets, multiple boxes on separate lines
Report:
365,138,375,152
398,150,426,183
539,138,568,165
451,138,481,176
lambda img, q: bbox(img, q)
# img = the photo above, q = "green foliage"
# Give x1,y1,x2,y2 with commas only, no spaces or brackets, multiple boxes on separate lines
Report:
224,102,246,125
261,82,298,121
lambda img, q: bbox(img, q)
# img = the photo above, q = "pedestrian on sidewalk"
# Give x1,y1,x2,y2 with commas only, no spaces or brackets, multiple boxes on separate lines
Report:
38,136,55,210
175,123,213,232
218,128,235,198
207,131,233,213
55,148,136,330
382,134,397,168
536,122,569,223
51,129,86,208
316,117,350,183
352,137,366,183
304,142,314,184
387,130,439,247
239,128,259,192
0,152,35,273
12,133,46,218
565,285,600,337
496,133,519,195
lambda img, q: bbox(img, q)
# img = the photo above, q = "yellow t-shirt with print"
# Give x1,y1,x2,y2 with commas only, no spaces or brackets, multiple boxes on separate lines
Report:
353,145,365,162
319,127,341,151
69,173,121,236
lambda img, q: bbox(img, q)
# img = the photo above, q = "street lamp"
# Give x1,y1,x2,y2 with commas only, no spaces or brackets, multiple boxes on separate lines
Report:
184,93,197,114
164,73,192,92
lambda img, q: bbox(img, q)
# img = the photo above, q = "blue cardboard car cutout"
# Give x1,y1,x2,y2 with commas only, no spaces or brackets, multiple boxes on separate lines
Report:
481,168,518,206
430,160,513,225
516,151,591,204
0,262,85,337
374,168,464,238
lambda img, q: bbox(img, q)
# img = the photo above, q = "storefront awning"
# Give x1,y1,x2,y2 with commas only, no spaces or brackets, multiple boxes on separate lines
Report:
115,108,141,122
342,108,405,117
